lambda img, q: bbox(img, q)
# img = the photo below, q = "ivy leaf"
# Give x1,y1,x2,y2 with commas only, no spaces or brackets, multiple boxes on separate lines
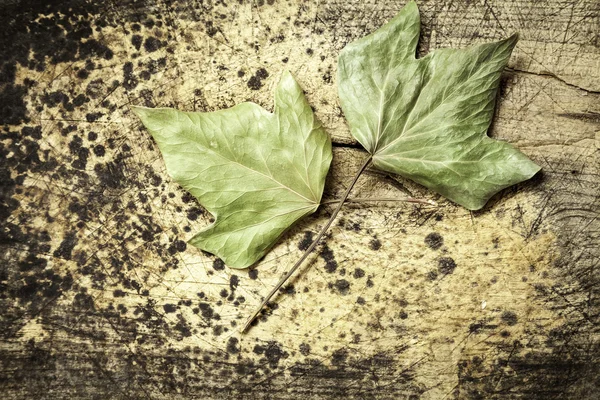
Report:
338,1,540,210
133,71,332,268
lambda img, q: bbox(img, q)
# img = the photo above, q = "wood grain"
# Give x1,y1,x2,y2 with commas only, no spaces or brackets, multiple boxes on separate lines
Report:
1,0,598,398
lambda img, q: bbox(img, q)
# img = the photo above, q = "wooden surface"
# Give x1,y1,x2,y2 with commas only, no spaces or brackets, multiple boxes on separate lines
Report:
1,0,599,398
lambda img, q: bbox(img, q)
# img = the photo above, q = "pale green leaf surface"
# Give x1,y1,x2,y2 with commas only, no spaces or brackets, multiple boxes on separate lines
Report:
133,71,332,268
338,1,540,210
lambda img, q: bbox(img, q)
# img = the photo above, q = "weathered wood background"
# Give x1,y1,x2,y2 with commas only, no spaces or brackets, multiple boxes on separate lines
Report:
1,0,599,398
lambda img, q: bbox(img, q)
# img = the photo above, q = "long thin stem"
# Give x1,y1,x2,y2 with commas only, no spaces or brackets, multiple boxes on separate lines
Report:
322,197,437,206
241,155,373,333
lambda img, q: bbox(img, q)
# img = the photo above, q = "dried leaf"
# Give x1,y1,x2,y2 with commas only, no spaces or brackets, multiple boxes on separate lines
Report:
338,1,540,210
133,71,331,268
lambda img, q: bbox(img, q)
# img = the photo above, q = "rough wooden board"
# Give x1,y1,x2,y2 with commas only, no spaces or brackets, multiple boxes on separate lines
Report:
0,0,599,399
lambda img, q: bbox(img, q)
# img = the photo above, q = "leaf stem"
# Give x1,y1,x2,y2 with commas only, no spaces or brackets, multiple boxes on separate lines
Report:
322,197,437,206
241,155,373,333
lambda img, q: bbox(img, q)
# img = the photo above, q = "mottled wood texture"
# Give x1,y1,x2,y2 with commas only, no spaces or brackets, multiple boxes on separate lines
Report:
1,0,599,398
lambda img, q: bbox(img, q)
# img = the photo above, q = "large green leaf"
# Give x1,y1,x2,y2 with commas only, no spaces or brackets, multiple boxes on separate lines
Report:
338,1,540,210
133,71,332,268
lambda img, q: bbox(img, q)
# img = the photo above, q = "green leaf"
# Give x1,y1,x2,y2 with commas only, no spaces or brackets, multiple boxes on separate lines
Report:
338,1,540,210
133,71,332,268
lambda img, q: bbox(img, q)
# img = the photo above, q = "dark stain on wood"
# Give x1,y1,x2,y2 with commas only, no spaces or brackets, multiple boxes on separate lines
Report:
0,0,599,398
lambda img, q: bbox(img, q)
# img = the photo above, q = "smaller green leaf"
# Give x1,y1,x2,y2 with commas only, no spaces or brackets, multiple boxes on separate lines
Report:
338,1,540,210
133,71,332,268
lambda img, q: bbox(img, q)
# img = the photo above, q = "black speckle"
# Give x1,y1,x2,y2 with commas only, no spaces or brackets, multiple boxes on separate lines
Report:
175,240,187,251
199,302,218,320
247,75,263,90
248,269,258,280
369,238,382,251
186,206,203,221
213,259,225,271
143,37,163,53
76,69,89,79
122,62,138,91
41,90,68,108
167,239,187,255
93,144,105,157
143,19,155,29
425,232,444,250
299,343,310,356
438,257,457,275
427,270,438,280
181,192,194,203
213,325,224,336
173,316,192,338
282,57,289,63
345,221,361,231
237,70,245,77
282,284,295,295
298,231,313,251
469,322,483,333
149,172,162,187
226,337,240,354
319,245,337,273
247,68,269,90
219,289,228,298
131,34,143,50
68,136,89,170
163,304,177,313
113,289,126,297
399,311,408,319
501,311,518,326
353,268,365,279
229,275,239,292
356,296,365,305
53,232,77,260
86,112,103,122
68,136,83,155
72,94,87,106
332,279,350,295
253,341,288,368
73,148,89,169
306,48,314,56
